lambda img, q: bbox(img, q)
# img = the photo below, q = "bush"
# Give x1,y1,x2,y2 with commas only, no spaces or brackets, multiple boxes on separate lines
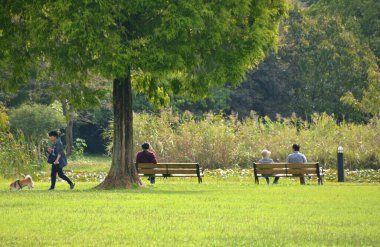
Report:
0,106,9,132
9,104,66,142
71,138,88,160
105,111,380,170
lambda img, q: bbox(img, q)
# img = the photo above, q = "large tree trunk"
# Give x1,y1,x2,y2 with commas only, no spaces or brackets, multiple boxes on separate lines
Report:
62,100,74,156
97,71,142,189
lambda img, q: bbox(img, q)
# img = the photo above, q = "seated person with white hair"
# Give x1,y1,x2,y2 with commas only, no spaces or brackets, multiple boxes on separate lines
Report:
258,149,275,184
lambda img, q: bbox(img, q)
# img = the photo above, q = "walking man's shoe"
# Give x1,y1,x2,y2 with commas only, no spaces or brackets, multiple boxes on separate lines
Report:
70,183,75,190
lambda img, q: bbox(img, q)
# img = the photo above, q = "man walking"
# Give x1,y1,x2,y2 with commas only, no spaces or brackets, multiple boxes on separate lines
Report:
48,131,75,190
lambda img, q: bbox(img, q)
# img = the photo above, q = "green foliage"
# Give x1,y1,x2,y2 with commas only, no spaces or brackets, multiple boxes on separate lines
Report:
216,6,379,122
0,1,37,90
104,111,380,169
341,68,380,117
0,105,9,132
71,138,88,160
1,0,288,104
0,181,379,246
312,0,380,60
9,104,65,142
281,12,377,120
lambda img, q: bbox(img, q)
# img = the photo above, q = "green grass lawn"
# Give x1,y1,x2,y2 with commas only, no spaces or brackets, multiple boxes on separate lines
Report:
0,178,379,246
68,155,111,173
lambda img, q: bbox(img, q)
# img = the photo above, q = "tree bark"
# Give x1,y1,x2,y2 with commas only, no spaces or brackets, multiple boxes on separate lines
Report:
37,143,42,169
97,71,142,189
62,100,74,156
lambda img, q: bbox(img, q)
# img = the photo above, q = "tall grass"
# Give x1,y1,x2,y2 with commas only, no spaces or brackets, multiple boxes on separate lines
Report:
107,111,380,169
0,131,41,178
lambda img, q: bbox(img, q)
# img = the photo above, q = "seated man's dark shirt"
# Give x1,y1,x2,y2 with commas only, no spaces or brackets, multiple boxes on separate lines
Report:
136,150,158,164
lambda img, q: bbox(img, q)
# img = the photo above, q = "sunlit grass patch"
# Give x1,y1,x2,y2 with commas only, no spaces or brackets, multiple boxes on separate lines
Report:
0,180,379,246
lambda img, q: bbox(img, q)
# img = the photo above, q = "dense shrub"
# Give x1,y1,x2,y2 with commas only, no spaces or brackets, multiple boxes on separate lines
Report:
9,104,66,141
105,111,380,169
0,105,9,132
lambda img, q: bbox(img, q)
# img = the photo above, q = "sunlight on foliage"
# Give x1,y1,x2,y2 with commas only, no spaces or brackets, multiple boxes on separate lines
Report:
105,111,380,170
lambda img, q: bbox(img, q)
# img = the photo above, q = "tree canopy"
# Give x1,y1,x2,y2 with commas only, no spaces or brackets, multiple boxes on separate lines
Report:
1,0,288,187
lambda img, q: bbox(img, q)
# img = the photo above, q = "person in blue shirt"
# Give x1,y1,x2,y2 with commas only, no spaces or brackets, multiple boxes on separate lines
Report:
47,131,75,190
274,143,308,184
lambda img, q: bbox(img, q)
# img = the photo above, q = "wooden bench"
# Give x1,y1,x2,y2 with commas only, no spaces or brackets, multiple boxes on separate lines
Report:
252,162,324,185
136,163,203,183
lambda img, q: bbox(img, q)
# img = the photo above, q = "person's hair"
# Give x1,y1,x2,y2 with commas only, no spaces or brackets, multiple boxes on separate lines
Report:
142,142,150,150
49,131,59,138
261,149,271,158
292,144,300,151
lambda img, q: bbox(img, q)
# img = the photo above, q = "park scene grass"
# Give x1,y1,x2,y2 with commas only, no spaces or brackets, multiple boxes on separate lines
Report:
1,177,379,246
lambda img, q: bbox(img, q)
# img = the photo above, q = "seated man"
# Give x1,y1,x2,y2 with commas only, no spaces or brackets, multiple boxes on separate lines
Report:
258,149,274,184
136,142,157,184
273,144,308,184
287,143,308,185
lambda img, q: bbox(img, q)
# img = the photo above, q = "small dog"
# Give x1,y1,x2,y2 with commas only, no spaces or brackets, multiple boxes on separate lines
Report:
9,175,34,190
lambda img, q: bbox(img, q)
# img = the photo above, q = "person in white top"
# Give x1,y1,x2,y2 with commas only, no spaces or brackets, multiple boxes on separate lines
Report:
258,149,274,184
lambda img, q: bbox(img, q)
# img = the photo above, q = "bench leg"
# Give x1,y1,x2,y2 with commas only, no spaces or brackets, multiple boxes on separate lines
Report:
198,176,202,184
255,176,259,184
265,177,270,185
300,177,306,185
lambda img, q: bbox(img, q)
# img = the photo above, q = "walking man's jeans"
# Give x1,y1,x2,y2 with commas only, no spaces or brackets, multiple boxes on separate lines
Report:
50,164,73,189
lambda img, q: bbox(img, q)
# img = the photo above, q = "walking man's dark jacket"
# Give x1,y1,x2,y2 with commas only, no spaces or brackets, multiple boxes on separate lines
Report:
53,139,68,168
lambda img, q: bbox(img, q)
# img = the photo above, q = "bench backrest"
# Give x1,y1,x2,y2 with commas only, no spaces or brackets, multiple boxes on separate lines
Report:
136,163,201,176
253,163,321,176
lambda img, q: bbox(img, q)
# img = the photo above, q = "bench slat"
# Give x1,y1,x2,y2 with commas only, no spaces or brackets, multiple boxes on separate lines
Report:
138,169,198,175
257,170,287,175
255,164,287,168
255,163,318,168
138,174,201,177
287,169,319,175
286,164,319,168
138,163,198,169
138,164,166,169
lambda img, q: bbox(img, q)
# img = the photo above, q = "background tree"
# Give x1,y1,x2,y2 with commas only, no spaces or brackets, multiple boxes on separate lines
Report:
311,0,380,62
0,78,109,155
204,4,379,122
46,82,108,156
341,68,380,117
